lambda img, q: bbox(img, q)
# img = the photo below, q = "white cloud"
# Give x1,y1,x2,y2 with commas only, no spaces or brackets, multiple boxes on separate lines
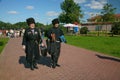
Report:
8,11,18,14
26,6,34,10
74,0,86,4
46,11,59,16
99,0,107,4
85,12,101,17
34,13,39,16
85,0,107,9
48,18,52,20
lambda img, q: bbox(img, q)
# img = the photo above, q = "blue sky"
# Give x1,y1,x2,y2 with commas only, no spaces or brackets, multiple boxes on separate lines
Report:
0,0,120,25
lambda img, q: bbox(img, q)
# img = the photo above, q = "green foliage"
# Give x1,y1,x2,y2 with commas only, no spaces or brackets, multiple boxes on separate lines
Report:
14,22,27,29
101,3,116,22
59,24,67,34
0,21,12,29
0,21,45,30
0,38,9,54
44,24,52,37
59,0,83,23
80,27,88,34
111,22,120,35
66,36,120,58
35,22,44,28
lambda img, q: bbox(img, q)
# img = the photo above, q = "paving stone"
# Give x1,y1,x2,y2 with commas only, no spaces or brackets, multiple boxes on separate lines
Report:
0,38,120,80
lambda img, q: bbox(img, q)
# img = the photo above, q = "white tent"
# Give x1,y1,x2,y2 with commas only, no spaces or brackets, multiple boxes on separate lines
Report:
63,23,78,27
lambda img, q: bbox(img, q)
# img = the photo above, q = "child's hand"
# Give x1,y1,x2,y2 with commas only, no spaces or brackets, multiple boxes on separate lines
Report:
51,33,56,41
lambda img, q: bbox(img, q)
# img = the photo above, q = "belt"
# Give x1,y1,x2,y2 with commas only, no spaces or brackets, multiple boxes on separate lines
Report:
50,40,60,43
56,40,60,43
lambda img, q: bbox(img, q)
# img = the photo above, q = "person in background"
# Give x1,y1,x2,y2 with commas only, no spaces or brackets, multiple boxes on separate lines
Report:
22,17,43,70
40,27,45,40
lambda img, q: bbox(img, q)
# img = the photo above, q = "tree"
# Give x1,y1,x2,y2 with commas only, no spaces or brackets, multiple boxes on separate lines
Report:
101,3,116,22
0,21,12,29
14,22,45,29
59,0,83,24
101,3,116,36
0,21,6,29
35,22,44,28
14,22,27,29
111,22,120,35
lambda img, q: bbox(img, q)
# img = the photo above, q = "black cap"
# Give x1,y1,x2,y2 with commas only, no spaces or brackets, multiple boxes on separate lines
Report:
26,17,35,26
52,18,59,25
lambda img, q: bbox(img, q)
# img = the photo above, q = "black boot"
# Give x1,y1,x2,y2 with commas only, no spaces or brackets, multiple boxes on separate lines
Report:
52,62,56,69
30,65,34,70
30,63,34,70
52,64,56,68
33,60,38,69
56,64,60,67
33,63,38,69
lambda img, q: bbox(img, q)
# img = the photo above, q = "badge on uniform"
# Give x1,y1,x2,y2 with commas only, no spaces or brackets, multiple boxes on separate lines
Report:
40,46,47,57
34,31,38,34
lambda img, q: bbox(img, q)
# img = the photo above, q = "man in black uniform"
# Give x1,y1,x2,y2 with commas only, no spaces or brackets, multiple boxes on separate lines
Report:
47,18,65,68
22,17,43,70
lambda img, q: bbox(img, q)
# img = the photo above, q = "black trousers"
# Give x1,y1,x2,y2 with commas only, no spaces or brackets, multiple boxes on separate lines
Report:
50,42,61,65
26,53,37,66
26,46,40,66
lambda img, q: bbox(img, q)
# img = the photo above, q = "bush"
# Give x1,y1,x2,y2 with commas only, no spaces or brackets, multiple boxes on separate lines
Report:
111,22,120,35
80,27,88,34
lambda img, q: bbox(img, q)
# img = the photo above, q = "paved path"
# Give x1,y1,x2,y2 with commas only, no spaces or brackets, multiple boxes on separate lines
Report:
0,37,120,80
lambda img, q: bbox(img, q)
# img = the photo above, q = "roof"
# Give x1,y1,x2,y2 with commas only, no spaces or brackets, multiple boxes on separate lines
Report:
88,14,120,21
81,22,113,26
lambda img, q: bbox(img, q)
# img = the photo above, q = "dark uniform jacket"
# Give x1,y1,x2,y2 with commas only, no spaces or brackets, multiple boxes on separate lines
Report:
47,27,63,53
22,28,42,62
47,27,63,41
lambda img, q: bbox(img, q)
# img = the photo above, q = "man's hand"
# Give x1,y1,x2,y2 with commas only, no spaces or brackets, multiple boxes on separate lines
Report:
41,43,45,46
39,43,45,47
22,45,26,50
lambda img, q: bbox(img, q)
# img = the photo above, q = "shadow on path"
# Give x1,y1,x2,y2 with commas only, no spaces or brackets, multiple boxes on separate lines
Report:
19,56,52,68
96,54,120,62
19,56,30,68
37,56,52,68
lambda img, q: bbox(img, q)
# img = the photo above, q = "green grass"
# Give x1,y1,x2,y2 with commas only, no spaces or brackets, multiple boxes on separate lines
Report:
0,38,9,54
65,35,120,58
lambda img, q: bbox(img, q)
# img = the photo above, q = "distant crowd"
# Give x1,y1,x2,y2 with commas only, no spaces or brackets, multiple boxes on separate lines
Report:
0,29,25,38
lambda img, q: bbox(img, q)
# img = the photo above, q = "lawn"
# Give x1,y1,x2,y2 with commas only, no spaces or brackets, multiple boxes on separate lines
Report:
0,38,9,54
65,35,120,58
